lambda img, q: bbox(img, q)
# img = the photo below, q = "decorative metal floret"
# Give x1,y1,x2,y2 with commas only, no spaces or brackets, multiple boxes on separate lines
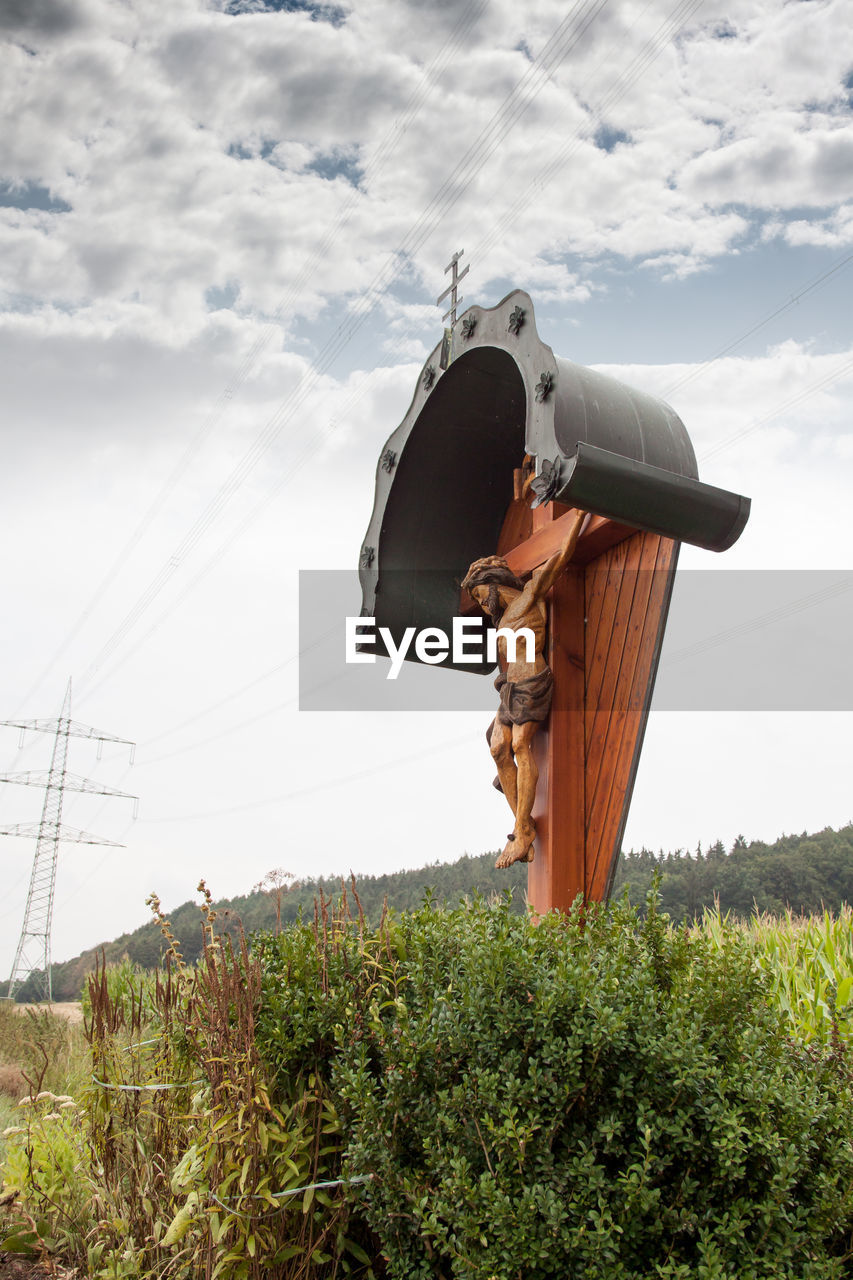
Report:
507,305,526,335
535,371,555,399
380,448,397,473
530,458,561,509
461,315,477,340
422,364,436,391
359,544,375,569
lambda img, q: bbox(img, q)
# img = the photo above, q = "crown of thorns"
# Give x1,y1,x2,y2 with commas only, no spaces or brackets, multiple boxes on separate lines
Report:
461,556,524,595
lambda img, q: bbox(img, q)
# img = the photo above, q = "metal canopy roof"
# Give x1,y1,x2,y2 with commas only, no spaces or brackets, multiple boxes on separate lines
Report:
359,289,750,668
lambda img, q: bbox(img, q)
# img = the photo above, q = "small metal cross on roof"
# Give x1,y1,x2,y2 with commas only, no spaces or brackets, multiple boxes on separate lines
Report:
437,249,470,327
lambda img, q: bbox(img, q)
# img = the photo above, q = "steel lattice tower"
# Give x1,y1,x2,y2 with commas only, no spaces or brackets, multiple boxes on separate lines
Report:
0,681,136,1001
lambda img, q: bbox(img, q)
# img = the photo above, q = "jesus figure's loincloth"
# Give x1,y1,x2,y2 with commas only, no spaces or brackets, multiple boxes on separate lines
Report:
493,667,554,727
485,667,554,792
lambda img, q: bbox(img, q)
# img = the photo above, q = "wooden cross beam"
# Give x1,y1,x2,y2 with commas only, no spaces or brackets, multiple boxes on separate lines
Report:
459,509,637,615
463,486,678,917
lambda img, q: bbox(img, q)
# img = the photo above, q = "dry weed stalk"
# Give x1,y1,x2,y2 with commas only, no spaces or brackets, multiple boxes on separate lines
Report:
79,884,370,1278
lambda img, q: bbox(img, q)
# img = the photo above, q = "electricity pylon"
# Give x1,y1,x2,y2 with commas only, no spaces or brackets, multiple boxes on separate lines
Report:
0,680,136,1001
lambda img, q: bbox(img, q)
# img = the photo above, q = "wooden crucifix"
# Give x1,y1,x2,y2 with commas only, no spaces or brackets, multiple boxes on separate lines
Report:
460,468,679,914
358,290,750,917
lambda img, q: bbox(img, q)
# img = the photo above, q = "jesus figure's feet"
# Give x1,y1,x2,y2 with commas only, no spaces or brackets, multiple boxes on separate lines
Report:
495,823,536,868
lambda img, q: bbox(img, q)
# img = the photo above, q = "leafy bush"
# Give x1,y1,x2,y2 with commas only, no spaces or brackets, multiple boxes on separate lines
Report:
256,891,853,1280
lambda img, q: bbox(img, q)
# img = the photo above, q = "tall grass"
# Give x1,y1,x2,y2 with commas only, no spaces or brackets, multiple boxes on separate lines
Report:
1,884,375,1279
0,1002,90,1096
702,903,853,1047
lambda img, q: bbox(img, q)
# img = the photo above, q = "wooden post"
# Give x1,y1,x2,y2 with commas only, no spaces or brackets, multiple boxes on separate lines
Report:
526,501,586,916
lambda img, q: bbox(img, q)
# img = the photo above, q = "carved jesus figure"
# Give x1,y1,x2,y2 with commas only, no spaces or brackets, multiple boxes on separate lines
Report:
462,509,587,869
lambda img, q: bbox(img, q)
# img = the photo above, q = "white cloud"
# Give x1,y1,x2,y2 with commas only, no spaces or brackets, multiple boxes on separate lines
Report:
2,0,849,342
680,116,853,209
763,204,853,248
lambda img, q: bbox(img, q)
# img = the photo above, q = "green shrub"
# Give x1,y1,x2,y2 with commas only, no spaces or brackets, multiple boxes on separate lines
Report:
256,892,853,1280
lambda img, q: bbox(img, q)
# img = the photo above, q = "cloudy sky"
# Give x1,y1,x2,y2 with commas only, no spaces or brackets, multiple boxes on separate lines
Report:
1,0,852,976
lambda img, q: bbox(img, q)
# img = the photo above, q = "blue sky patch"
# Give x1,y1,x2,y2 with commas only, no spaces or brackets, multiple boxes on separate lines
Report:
308,148,362,187
205,283,240,311
531,238,853,368
594,125,631,153
0,180,70,212
223,0,346,25
227,139,279,161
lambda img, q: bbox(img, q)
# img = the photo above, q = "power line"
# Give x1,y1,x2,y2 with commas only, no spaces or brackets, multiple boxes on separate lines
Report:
662,248,853,399
137,695,297,768
699,349,853,463
137,623,338,749
88,262,853,745
109,344,853,788
16,0,490,715
139,730,475,823
133,660,358,768
52,5,853,785
78,0,709,704
473,0,706,267
73,0,610,698
666,576,853,667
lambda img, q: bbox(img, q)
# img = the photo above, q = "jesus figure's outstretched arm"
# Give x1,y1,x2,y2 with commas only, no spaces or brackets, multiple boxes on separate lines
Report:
527,509,587,603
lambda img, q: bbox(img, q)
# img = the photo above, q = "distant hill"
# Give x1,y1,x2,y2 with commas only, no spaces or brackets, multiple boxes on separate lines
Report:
17,823,853,1002
613,824,853,920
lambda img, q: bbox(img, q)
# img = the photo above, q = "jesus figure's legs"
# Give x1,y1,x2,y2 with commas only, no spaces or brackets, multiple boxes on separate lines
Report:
495,720,540,868
488,720,517,815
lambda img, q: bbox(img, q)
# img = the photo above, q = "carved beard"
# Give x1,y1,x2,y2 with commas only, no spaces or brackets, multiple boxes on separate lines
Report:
487,584,503,630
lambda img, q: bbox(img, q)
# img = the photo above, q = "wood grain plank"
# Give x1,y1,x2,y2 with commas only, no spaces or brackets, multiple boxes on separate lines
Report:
584,536,631,701
586,532,659,787
479,482,677,915
458,505,632,615
584,533,662,891
529,563,586,916
585,536,678,899
525,498,585,915
584,535,642,757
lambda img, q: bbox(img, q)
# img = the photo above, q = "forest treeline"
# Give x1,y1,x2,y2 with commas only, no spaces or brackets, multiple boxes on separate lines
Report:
19,821,853,1002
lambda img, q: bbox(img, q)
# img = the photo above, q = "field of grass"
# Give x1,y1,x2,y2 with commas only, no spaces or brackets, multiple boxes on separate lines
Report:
0,1002,90,1161
702,902,853,1046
